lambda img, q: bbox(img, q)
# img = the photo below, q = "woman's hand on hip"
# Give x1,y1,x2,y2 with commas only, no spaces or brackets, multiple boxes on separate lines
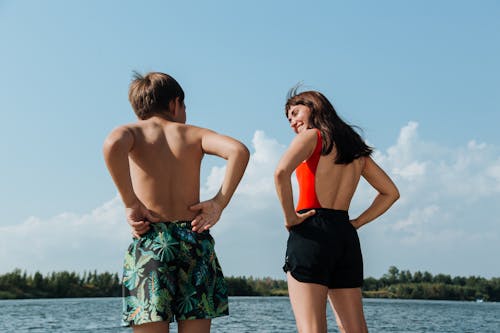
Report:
285,210,316,231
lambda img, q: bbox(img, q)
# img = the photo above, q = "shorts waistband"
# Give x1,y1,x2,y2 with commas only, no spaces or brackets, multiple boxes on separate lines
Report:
297,208,349,220
155,220,193,228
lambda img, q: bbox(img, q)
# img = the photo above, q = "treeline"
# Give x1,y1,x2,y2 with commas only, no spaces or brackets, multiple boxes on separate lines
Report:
0,269,120,299
362,266,500,302
225,276,288,296
226,267,500,301
0,269,288,299
1,267,499,301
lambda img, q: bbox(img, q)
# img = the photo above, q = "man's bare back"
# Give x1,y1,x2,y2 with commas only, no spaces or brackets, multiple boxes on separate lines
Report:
115,115,249,221
127,118,214,221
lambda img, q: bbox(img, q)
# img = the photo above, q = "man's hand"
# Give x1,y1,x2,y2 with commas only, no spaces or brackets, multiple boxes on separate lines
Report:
285,210,316,231
189,199,223,233
126,201,159,238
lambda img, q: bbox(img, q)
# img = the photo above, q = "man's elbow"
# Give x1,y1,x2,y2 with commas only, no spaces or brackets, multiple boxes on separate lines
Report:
390,187,400,203
230,143,250,163
239,144,250,162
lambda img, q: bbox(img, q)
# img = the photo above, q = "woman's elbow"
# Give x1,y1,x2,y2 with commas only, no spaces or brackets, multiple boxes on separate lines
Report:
274,167,290,183
380,186,400,204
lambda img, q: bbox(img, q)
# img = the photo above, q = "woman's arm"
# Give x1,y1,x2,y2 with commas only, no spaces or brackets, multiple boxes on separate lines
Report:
274,129,318,229
351,156,400,229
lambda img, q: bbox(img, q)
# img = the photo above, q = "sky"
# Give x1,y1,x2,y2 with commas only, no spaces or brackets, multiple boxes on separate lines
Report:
1,0,499,279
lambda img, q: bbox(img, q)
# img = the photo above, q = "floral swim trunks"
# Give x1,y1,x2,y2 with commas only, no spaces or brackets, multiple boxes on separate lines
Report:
121,221,229,327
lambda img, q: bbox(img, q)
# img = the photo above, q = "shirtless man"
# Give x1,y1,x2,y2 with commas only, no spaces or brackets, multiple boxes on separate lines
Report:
103,72,249,333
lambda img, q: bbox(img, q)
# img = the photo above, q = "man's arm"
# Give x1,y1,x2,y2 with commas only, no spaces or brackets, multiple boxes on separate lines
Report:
103,127,137,206
190,130,250,232
103,126,157,237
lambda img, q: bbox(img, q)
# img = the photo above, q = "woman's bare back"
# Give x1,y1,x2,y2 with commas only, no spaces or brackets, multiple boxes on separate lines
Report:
315,150,365,211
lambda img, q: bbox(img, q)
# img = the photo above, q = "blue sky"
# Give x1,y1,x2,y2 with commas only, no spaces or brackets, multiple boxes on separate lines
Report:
1,1,499,279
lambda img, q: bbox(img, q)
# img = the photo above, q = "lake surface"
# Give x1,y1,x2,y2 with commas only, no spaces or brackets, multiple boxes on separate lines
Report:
0,297,498,332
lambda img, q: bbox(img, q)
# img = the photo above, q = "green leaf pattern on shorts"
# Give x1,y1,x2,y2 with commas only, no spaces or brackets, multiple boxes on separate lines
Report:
151,230,179,262
121,222,228,327
123,246,154,290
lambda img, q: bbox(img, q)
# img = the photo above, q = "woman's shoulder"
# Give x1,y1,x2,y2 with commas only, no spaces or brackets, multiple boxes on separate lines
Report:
288,129,320,156
290,128,318,146
298,128,319,140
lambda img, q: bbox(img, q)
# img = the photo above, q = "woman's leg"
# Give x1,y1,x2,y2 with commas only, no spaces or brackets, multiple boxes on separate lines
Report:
178,319,211,333
132,321,170,333
287,272,329,333
327,288,368,333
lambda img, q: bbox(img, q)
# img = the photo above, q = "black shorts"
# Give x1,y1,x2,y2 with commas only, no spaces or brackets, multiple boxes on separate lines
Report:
283,208,363,289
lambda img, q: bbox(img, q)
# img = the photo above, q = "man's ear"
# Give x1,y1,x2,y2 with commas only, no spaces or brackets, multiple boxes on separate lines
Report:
168,98,177,115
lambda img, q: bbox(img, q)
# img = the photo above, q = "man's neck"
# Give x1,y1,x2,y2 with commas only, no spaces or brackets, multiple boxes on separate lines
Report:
148,113,176,122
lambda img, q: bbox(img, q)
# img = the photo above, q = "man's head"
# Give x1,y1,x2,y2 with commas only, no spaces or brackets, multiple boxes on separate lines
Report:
128,72,185,120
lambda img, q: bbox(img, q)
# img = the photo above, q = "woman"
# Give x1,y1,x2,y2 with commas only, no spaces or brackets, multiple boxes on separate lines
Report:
274,89,399,333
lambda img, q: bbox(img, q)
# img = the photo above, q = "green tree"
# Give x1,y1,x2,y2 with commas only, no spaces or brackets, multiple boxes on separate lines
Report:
422,271,433,283
412,271,423,283
385,266,400,284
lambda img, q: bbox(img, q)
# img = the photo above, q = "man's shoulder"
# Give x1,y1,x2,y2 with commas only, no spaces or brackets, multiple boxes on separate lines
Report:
177,123,216,137
106,123,134,138
110,121,142,132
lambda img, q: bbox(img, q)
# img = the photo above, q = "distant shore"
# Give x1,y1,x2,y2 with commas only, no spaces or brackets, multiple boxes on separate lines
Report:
1,266,498,301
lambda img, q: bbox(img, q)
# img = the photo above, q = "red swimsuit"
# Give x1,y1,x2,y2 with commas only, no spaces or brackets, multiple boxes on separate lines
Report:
295,130,323,211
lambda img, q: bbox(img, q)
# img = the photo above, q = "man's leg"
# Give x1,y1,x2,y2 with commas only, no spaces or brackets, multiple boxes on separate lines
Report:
178,319,211,333
327,288,368,333
132,321,170,333
287,272,329,333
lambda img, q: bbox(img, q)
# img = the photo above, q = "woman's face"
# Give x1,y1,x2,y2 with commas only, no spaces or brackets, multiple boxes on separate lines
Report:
287,104,312,134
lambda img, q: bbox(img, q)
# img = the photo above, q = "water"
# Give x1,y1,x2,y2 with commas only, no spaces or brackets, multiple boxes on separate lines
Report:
0,297,498,332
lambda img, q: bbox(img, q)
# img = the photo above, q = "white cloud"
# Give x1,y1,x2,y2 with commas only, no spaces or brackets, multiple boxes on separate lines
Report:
0,196,130,275
393,161,427,179
393,205,440,231
200,130,289,277
355,122,500,277
487,158,500,192
2,124,500,279
201,130,285,199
